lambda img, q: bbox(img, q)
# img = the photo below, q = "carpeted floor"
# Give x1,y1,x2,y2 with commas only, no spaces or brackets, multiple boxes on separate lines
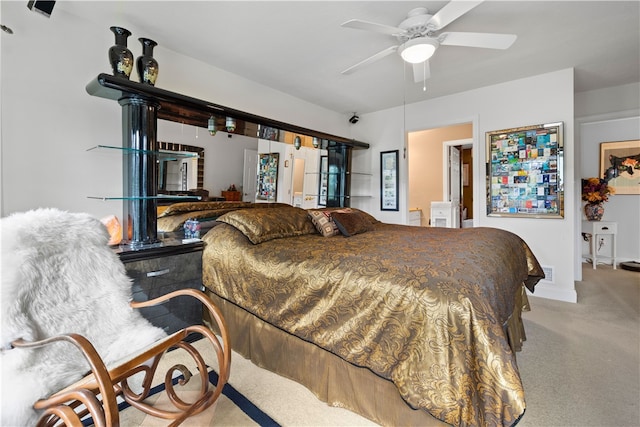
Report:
517,264,640,427
121,263,639,426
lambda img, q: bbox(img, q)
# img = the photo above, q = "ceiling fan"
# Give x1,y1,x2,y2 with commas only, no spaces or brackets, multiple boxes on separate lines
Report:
340,1,517,83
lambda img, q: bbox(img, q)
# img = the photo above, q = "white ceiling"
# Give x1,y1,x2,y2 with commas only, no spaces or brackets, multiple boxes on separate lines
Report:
10,1,640,115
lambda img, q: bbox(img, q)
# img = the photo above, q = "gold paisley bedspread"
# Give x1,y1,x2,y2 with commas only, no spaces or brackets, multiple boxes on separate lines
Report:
202,222,544,427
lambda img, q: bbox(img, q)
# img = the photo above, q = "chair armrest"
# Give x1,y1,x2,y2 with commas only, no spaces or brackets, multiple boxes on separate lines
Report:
11,334,119,427
130,288,231,384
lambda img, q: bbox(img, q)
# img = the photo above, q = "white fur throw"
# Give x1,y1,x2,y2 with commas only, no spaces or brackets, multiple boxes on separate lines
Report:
1,208,166,425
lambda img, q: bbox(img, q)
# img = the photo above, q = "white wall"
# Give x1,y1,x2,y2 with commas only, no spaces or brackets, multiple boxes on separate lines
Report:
0,1,348,220
351,69,578,302
575,83,640,118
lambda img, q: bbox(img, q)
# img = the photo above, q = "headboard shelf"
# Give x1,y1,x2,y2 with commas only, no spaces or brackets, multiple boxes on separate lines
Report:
86,73,369,149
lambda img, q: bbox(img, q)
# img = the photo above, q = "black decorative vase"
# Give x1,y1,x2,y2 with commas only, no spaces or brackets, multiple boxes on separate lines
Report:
137,38,159,86
108,26,134,79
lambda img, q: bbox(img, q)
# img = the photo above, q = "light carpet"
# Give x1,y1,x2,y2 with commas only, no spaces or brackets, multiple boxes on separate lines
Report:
119,338,375,426
121,264,639,426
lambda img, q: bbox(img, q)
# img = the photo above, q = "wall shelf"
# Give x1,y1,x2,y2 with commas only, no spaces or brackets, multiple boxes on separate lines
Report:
87,145,199,161
87,195,201,201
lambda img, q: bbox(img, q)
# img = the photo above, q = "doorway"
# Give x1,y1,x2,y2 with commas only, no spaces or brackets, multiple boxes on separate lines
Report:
407,123,473,227
443,138,473,226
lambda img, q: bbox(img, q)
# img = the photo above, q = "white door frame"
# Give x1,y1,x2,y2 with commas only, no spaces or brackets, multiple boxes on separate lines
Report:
242,149,258,203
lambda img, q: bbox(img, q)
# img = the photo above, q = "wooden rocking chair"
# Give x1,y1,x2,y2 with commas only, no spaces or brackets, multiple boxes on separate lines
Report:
0,209,231,426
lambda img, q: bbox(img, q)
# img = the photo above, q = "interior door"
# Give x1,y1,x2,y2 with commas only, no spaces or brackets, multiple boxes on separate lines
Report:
290,146,320,209
301,148,320,209
291,158,305,207
449,146,461,227
449,146,461,205
242,149,258,202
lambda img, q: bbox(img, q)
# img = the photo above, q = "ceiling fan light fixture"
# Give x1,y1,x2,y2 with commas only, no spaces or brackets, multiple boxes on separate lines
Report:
399,37,439,64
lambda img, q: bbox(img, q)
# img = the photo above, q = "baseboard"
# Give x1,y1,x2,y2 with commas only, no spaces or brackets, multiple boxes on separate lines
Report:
527,281,577,303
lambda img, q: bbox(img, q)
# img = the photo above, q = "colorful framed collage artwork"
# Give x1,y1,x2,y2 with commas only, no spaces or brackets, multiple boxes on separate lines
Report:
486,122,564,218
257,153,279,201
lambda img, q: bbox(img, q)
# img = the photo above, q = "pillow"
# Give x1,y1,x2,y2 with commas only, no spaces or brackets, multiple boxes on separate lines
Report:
313,207,379,225
331,210,375,237
217,206,317,244
307,210,340,237
352,208,380,225
159,201,249,217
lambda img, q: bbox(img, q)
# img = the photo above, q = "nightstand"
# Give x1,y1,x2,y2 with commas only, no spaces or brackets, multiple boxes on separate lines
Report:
221,190,242,201
582,221,617,269
118,241,205,334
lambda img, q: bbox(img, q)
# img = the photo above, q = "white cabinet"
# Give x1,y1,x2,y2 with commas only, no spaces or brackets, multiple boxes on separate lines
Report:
582,221,617,269
408,209,421,226
430,201,459,228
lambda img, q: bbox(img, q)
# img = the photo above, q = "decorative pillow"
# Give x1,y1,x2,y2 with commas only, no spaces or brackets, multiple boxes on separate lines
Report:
313,207,379,225
331,210,375,237
307,210,340,237
217,206,317,244
352,208,380,225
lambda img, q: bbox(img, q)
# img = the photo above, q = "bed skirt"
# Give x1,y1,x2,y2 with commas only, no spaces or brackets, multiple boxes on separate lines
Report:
204,287,529,427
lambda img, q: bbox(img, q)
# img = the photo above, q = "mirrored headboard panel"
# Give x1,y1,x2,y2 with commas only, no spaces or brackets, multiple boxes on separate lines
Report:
157,141,204,191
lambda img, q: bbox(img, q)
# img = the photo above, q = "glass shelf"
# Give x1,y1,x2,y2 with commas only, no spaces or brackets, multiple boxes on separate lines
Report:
88,194,201,201
306,171,371,176
309,195,371,199
87,145,199,161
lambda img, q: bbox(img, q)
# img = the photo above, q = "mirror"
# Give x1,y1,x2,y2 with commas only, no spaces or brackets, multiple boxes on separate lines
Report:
156,141,206,200
256,133,326,208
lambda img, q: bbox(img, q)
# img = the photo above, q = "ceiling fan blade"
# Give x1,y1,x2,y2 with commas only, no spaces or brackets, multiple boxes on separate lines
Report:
341,19,405,36
341,45,398,75
440,32,517,49
427,0,484,31
412,61,431,83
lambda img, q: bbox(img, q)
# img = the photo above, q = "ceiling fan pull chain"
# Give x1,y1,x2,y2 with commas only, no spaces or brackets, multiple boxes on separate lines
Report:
423,62,427,92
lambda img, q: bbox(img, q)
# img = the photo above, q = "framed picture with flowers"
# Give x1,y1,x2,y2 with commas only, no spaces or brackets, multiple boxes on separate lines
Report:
600,140,640,195
486,122,564,218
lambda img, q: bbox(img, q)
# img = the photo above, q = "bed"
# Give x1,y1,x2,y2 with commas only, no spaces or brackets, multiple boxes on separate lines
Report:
184,204,542,427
